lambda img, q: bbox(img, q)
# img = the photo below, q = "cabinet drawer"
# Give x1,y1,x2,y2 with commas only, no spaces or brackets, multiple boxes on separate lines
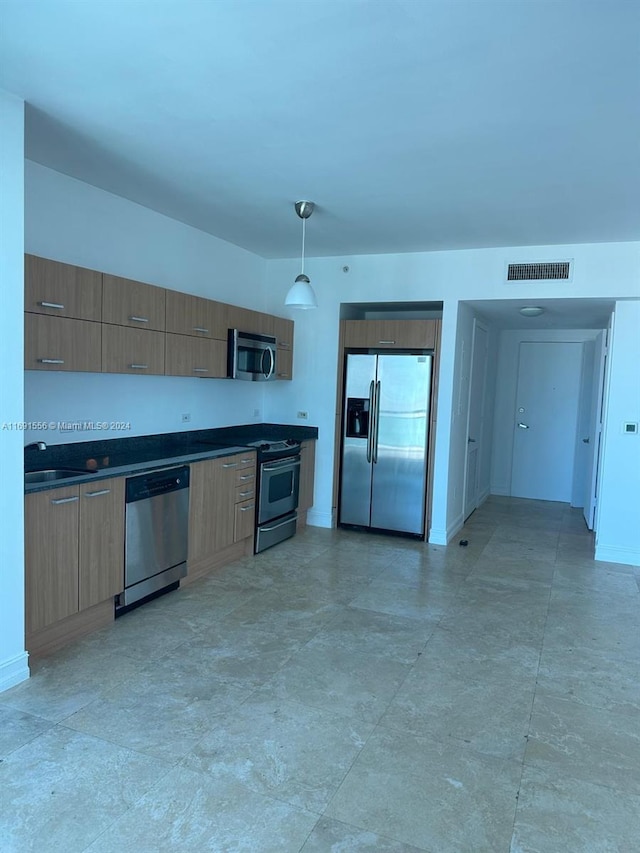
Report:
102,274,166,331
25,313,102,372
25,255,102,321
235,467,256,487
101,325,165,375
234,498,255,542
165,291,228,341
235,483,255,503
165,334,226,378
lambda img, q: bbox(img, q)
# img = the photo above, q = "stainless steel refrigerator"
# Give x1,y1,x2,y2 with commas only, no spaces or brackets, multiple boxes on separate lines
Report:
339,352,432,536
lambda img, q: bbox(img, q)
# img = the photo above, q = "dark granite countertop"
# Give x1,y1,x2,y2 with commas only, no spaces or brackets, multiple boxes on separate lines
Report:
24,423,318,494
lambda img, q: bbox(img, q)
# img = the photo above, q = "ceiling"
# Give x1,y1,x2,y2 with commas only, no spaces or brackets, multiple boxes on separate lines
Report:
1,0,639,259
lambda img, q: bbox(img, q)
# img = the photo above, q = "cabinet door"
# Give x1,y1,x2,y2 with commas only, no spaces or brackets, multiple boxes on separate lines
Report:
102,274,166,331
298,440,316,512
377,320,436,349
24,314,102,372
234,498,256,542
101,325,165,375
78,478,125,611
227,305,274,337
275,347,293,380
25,255,103,321
165,334,226,378
165,291,229,341
273,316,294,352
25,487,80,633
188,457,238,564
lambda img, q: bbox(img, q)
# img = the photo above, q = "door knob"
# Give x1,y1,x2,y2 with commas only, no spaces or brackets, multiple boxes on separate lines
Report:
517,423,529,429
582,437,590,444
468,438,476,443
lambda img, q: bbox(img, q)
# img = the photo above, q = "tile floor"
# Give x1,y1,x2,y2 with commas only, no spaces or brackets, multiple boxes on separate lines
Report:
2,496,639,852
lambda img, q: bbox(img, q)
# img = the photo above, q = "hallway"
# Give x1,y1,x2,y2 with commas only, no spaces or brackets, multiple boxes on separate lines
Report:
2,497,639,851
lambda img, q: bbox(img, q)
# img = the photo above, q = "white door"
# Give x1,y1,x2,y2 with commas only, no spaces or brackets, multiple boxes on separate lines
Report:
511,341,583,502
583,330,607,529
464,321,488,519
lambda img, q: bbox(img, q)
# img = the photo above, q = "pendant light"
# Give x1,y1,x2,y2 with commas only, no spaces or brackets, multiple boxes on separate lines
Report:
285,200,318,309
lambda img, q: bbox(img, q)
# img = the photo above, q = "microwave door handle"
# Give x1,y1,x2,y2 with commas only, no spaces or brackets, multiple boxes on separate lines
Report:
264,346,275,380
261,347,274,379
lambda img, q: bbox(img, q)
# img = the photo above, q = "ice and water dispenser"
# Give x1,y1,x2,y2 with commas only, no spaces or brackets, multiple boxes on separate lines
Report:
345,397,370,438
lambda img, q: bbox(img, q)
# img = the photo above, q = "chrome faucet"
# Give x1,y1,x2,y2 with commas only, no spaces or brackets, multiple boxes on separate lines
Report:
25,441,47,451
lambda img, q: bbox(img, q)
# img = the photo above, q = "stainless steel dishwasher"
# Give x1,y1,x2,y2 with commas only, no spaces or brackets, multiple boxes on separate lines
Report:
118,465,190,613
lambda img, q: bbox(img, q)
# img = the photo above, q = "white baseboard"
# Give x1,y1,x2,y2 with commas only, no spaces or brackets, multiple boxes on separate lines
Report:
429,511,465,546
0,651,29,693
490,484,510,496
446,511,466,542
594,543,640,568
306,509,333,529
478,486,491,506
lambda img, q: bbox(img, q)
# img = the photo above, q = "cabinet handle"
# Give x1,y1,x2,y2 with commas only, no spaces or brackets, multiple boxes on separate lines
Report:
192,327,209,334
378,340,396,345
238,490,253,497
277,373,289,378
51,496,79,505
239,504,255,511
128,316,149,323
223,462,238,468
38,358,65,364
192,367,209,373
84,489,110,498
278,342,291,349
240,457,254,463
39,301,65,310
239,473,254,481
129,364,148,369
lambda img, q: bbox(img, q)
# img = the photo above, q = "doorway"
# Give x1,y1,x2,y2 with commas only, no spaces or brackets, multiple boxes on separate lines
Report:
463,319,488,519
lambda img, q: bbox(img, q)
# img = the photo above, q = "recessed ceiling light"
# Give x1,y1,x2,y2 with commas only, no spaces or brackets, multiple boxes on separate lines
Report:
519,306,545,317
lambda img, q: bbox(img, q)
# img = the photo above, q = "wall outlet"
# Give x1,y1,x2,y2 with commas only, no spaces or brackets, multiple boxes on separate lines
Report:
297,411,308,420
181,413,191,423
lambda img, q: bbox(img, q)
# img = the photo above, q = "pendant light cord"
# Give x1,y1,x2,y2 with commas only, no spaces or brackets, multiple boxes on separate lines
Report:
300,215,306,275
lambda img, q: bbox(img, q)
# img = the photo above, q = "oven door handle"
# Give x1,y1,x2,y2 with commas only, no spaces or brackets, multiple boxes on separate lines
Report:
261,458,301,473
260,514,298,533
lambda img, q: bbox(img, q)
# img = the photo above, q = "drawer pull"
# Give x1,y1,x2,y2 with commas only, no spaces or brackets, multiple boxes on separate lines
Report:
277,373,289,378
239,504,255,511
51,496,79,505
192,327,209,334
238,473,254,481
128,316,149,323
238,490,253,497
278,341,291,349
38,358,65,365
192,367,209,373
84,489,110,498
223,462,238,468
378,340,396,345
129,364,148,369
39,301,64,310
240,457,254,464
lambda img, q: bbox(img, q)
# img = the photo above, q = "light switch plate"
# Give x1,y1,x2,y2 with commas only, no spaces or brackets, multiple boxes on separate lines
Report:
623,421,638,434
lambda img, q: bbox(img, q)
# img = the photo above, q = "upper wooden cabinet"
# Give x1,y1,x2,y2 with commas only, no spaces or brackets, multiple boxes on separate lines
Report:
102,274,166,331
227,305,275,337
165,290,228,341
273,316,294,351
25,254,102,321
102,325,165,375
343,319,437,350
165,333,226,378
24,313,102,373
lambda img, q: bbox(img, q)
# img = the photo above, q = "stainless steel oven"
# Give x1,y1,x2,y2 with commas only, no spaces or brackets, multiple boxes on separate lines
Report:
228,329,277,381
245,439,301,553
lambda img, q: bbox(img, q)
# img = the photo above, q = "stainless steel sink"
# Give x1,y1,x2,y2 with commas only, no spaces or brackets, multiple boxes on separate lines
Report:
25,468,90,485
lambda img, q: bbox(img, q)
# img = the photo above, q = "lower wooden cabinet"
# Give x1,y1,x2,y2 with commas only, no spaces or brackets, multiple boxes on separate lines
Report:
298,439,316,514
188,452,256,569
24,313,102,372
25,477,125,635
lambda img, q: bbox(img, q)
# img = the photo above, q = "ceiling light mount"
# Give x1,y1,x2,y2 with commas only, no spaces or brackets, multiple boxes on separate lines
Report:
285,200,318,310
519,306,545,317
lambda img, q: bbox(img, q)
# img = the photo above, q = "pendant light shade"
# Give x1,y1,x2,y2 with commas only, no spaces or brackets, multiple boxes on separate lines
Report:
285,200,317,309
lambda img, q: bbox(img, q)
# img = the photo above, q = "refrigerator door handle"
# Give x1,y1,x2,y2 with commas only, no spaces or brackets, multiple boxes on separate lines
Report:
373,380,381,463
366,380,375,463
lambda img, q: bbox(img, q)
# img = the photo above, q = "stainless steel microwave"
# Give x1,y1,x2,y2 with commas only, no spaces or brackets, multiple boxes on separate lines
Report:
227,329,277,381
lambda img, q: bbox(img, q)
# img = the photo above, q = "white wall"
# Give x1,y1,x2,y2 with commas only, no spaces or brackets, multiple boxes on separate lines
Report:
0,91,28,690
264,243,639,546
490,328,600,497
24,162,271,445
596,300,640,566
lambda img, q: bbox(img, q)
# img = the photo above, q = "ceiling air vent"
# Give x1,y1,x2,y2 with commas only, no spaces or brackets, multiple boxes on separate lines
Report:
507,261,572,282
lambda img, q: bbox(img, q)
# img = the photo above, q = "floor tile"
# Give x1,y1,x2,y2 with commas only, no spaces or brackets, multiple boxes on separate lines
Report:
300,817,427,852
525,692,640,796
0,705,53,757
184,688,374,812
326,726,521,852
84,764,318,853
349,577,453,622
0,726,169,853
511,765,640,853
